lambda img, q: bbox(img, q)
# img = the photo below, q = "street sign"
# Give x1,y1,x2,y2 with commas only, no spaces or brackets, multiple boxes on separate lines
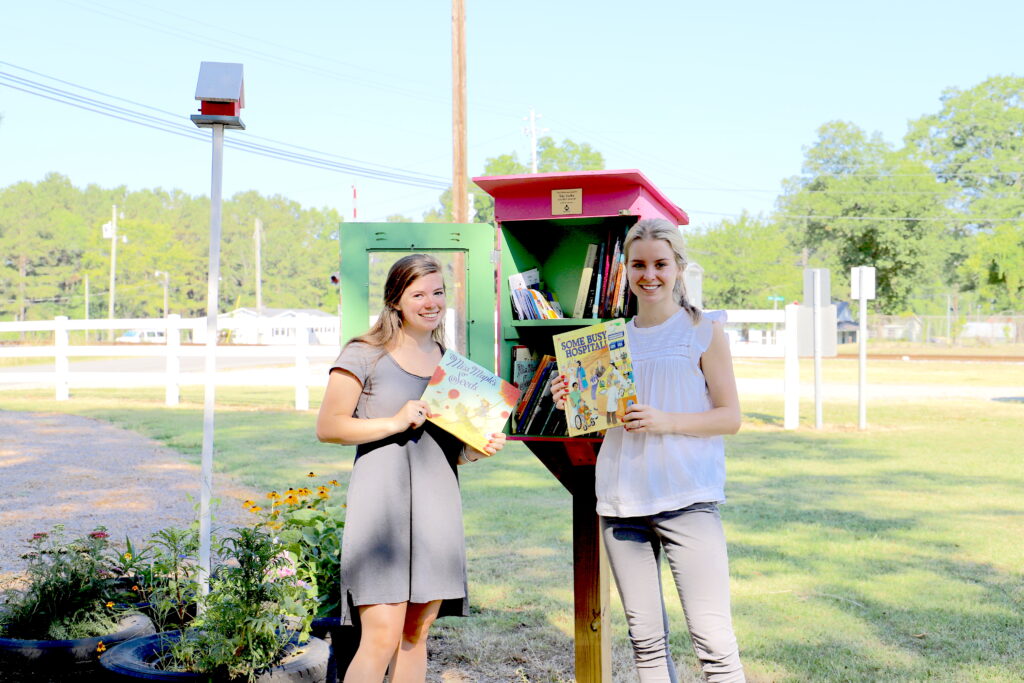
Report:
851,266,876,300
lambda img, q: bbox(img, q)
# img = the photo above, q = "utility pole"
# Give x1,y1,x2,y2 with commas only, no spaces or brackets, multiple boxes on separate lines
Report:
107,204,118,342
155,270,170,318
84,274,90,344
524,108,547,173
254,218,263,316
451,0,468,222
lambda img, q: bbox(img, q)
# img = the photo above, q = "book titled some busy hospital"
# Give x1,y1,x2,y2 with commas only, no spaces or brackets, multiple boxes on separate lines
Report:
552,319,637,437
421,349,521,454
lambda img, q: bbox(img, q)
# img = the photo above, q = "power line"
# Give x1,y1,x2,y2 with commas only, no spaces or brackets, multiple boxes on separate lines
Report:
0,65,451,191
692,210,1024,223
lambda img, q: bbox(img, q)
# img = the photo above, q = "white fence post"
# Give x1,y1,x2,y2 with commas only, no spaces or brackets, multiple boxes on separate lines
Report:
166,314,181,406
294,315,310,411
54,316,70,401
784,304,799,430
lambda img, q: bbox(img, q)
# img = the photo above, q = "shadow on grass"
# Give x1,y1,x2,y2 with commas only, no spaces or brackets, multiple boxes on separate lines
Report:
721,428,1024,680
743,411,783,427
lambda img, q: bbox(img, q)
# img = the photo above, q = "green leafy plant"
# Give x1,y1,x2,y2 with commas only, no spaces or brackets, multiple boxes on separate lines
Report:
108,525,202,632
164,524,316,682
0,525,124,639
247,473,345,618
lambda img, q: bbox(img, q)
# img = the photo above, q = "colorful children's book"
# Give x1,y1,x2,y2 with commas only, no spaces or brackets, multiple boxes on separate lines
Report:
553,319,637,437
421,349,521,454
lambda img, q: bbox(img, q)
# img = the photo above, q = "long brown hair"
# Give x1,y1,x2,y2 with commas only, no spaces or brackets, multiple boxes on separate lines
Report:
351,253,448,349
623,218,701,323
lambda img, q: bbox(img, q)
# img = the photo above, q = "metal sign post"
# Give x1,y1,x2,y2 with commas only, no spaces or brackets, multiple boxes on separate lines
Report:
190,61,245,598
800,269,832,429
851,266,876,430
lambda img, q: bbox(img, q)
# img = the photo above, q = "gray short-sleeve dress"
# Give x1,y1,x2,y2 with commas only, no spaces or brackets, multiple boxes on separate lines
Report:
331,341,469,625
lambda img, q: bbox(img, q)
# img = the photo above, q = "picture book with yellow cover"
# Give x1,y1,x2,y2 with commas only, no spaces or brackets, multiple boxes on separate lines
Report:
421,349,521,453
553,319,637,437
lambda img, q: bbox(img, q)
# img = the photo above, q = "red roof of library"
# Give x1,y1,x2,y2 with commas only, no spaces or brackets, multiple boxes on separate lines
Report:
473,169,689,226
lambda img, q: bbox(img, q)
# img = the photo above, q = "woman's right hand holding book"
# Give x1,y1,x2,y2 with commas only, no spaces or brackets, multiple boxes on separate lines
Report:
551,374,568,411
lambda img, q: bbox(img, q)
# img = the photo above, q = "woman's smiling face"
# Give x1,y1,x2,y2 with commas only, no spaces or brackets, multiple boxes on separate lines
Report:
627,237,679,306
397,272,446,334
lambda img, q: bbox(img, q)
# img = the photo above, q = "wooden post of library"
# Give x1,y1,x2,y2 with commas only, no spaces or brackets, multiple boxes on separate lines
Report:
475,170,689,683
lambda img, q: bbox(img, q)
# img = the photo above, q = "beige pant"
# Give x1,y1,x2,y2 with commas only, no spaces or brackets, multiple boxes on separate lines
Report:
601,504,745,683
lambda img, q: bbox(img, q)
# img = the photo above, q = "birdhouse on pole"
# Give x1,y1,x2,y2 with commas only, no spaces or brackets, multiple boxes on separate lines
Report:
190,61,245,130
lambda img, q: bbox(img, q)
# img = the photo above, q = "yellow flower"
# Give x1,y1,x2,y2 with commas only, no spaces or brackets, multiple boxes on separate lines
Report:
285,489,297,497
307,471,317,478
268,521,284,530
298,488,311,496
243,499,255,508
317,486,329,493
328,480,340,487
123,552,132,561
318,491,329,499
267,491,281,500
106,601,114,608
250,505,263,512
96,641,106,653
272,500,282,507
284,495,299,505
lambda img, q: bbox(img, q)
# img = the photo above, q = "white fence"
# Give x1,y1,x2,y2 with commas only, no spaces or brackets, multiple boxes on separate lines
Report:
0,315,339,410
0,309,802,427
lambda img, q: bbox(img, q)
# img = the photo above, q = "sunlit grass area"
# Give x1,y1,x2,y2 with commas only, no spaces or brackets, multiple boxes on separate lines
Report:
2,375,1022,680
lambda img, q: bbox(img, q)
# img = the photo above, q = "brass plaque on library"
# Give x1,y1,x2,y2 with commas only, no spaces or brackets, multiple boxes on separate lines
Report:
551,188,583,216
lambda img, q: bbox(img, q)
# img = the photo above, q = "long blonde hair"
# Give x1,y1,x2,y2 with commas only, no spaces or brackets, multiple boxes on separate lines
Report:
351,253,447,349
623,218,701,323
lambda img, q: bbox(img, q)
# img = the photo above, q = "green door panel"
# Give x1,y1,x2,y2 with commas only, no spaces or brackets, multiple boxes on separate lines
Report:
338,222,498,372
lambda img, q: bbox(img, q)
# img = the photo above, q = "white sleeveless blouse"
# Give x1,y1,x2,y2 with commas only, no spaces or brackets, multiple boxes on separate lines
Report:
595,309,728,518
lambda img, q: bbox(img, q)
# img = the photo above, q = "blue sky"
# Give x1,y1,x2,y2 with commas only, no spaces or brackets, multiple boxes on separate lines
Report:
1,0,1021,228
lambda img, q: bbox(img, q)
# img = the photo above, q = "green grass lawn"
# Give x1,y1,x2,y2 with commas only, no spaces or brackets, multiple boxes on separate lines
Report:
1,383,1022,681
735,356,1024,388
837,340,1024,358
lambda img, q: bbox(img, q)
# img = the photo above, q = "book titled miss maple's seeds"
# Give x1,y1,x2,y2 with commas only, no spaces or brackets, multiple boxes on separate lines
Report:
553,319,637,437
421,349,521,454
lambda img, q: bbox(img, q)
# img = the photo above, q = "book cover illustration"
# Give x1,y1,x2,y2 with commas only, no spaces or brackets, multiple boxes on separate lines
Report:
553,319,637,437
421,349,521,453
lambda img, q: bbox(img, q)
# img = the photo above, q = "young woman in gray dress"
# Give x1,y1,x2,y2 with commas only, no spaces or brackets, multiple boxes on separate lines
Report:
316,254,506,683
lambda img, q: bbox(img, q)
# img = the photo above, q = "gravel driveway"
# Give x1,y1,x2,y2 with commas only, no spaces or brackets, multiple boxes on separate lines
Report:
0,410,259,580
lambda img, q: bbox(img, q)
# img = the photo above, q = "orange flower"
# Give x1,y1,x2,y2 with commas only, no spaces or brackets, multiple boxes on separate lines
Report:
131,585,140,592
96,641,106,653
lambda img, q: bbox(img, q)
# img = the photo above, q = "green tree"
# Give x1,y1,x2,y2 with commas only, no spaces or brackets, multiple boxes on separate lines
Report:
687,213,802,309
425,137,605,224
906,76,1024,310
777,122,954,313
0,174,91,321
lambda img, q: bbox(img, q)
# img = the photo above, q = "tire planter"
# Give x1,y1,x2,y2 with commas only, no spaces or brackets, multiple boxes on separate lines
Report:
309,617,360,683
0,613,155,676
100,630,329,682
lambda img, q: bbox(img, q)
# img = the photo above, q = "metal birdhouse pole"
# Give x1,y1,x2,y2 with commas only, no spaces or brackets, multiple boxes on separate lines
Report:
190,61,246,598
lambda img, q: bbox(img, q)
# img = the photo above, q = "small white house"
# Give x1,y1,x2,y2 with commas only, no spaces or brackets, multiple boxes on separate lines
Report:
217,307,339,345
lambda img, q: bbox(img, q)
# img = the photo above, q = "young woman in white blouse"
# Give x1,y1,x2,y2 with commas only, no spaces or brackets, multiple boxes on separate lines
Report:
553,218,745,683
